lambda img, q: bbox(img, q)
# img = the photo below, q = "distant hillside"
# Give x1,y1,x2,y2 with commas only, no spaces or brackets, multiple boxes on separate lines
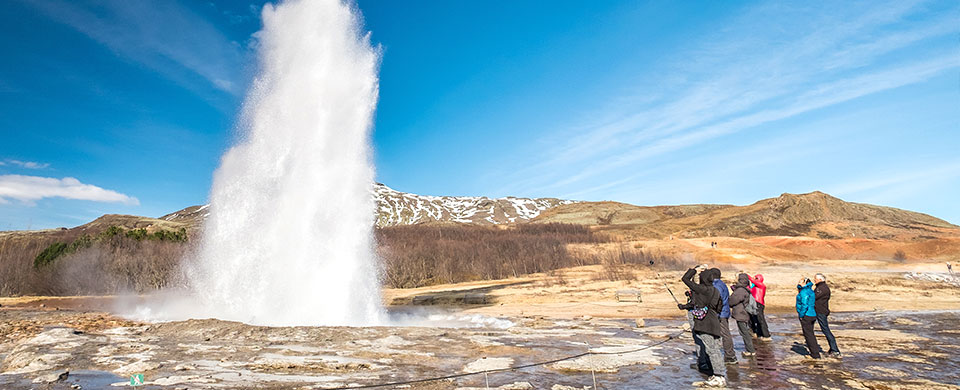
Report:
161,183,574,228
372,184,573,226
535,191,958,241
0,214,189,245
3,187,959,296
533,201,732,237
670,191,957,240
5,188,956,242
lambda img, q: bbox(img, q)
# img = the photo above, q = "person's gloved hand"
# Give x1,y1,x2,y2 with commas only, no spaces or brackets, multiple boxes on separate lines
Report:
678,304,685,310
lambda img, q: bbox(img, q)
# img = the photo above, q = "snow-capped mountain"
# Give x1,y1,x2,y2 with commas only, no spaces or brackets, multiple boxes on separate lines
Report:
373,184,573,226
160,183,574,228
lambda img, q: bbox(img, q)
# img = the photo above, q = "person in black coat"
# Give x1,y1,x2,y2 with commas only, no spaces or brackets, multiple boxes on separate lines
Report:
814,273,841,357
679,289,710,373
682,265,726,386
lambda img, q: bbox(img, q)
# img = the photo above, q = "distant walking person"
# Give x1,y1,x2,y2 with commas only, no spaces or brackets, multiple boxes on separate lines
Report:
728,273,756,356
948,262,953,275
682,265,726,387
814,273,841,357
709,268,737,363
796,277,821,359
747,273,771,338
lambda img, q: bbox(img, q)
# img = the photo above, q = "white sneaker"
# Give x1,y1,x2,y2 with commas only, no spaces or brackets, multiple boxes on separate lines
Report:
705,375,726,387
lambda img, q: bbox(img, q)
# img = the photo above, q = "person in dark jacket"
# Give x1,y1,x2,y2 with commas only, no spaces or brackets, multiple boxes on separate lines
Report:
747,273,771,338
679,289,710,373
814,273,841,357
682,266,726,387
709,268,737,363
728,273,756,356
796,277,821,359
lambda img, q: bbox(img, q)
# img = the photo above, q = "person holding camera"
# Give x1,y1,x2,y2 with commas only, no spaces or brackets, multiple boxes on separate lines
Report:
796,277,821,359
681,264,726,387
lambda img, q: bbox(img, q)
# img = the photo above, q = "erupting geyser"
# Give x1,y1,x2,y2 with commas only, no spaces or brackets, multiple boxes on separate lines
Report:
185,0,383,326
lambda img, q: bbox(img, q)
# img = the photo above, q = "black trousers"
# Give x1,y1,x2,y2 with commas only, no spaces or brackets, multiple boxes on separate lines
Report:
750,303,771,337
800,315,822,359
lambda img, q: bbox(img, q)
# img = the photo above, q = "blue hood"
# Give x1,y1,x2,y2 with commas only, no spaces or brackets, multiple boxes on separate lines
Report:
796,282,817,317
712,277,731,318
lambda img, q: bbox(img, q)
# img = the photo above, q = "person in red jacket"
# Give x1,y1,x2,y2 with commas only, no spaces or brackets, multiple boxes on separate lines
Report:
747,274,771,338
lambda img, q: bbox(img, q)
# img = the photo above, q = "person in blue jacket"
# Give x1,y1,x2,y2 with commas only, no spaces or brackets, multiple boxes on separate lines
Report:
796,277,822,359
709,268,736,363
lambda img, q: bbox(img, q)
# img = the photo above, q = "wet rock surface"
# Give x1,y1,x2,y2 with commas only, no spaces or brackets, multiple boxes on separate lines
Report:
0,308,958,389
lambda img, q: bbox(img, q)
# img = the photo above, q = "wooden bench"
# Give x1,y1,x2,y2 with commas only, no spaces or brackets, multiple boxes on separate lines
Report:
616,289,642,303
463,293,488,305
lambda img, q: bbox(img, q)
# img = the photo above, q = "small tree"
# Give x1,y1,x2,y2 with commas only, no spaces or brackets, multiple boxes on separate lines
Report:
34,242,68,268
597,211,617,225
893,249,907,262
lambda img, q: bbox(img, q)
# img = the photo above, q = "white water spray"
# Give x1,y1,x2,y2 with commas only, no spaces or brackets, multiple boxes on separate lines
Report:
183,0,383,326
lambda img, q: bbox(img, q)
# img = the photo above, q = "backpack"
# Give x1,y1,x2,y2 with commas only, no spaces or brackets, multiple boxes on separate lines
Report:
745,294,758,315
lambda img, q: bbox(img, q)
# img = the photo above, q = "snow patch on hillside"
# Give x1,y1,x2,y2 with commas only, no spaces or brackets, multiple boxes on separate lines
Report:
162,184,575,227
373,184,574,227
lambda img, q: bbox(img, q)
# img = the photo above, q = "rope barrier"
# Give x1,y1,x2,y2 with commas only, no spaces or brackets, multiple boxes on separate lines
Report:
323,328,687,390
525,301,644,310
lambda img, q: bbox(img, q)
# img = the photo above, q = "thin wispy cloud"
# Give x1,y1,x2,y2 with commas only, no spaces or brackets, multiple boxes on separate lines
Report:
23,0,245,97
0,175,139,206
497,0,959,198
829,161,960,198
1,159,51,169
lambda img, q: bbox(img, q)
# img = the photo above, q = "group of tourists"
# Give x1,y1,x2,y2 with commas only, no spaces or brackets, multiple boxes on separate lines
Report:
677,264,840,387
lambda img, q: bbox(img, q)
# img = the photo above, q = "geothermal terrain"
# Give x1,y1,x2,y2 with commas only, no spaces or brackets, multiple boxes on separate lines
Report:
2,187,959,389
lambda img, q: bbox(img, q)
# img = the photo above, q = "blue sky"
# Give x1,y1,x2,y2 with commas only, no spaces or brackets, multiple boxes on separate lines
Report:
1,0,958,230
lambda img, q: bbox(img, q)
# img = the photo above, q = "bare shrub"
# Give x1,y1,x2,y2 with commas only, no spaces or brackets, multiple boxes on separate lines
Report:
593,243,694,281
376,223,600,288
0,232,192,296
549,268,568,286
597,211,618,225
3,222,610,294
893,249,907,262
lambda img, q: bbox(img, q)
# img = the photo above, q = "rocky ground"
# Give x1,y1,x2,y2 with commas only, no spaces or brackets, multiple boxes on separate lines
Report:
0,307,959,389
2,261,959,389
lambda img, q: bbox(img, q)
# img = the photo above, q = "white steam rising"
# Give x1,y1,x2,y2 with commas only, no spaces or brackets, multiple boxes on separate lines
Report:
181,0,383,326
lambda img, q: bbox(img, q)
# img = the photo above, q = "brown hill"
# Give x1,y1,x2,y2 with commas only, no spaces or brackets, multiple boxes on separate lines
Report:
669,191,956,240
532,201,732,238
158,205,209,230
536,191,958,241
0,214,189,248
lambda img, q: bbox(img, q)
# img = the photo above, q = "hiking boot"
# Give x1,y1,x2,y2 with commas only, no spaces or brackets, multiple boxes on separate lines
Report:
742,351,756,357
724,357,738,364
704,375,726,387
829,351,842,358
